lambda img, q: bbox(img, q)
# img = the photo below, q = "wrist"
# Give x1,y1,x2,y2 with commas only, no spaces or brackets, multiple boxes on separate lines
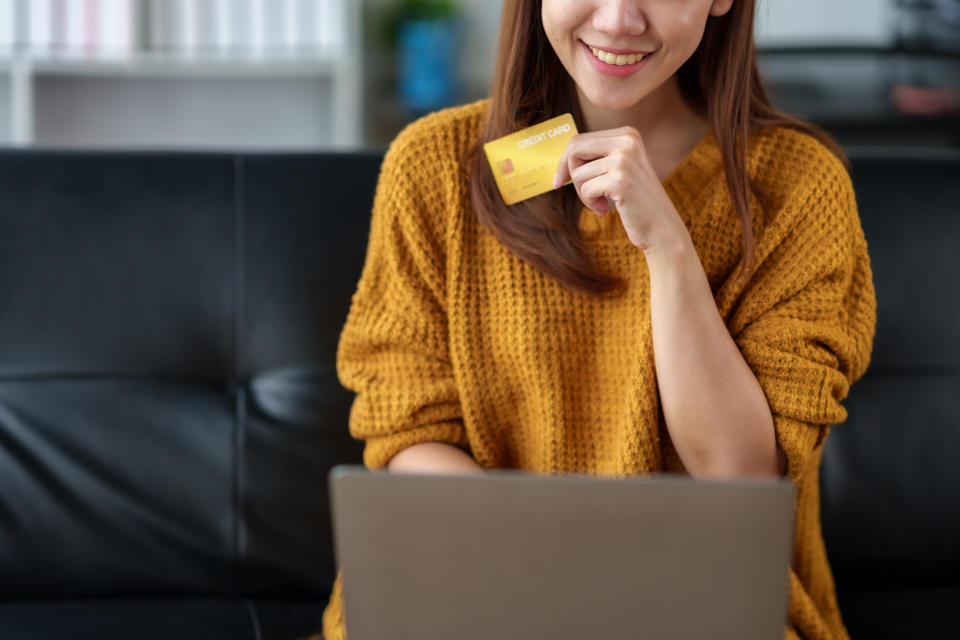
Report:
635,221,695,264
641,231,704,298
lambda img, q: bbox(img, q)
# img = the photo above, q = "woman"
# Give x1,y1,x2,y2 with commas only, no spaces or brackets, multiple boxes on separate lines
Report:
315,1,876,638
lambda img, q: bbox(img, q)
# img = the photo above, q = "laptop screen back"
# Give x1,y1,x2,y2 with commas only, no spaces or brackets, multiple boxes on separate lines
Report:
330,465,795,640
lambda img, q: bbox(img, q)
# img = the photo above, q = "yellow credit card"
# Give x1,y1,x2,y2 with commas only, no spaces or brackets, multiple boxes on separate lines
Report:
483,113,578,205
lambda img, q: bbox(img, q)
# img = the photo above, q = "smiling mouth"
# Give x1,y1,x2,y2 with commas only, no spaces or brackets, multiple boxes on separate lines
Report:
588,45,649,66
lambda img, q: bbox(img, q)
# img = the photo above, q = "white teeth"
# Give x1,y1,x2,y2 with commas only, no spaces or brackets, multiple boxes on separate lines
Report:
589,45,646,66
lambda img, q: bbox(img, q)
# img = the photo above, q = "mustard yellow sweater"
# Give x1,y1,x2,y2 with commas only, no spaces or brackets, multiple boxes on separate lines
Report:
320,98,876,640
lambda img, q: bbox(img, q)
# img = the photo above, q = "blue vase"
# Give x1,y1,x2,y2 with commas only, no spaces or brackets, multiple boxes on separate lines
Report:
397,18,459,112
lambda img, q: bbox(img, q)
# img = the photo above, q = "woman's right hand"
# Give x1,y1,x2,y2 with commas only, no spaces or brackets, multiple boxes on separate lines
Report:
385,442,485,475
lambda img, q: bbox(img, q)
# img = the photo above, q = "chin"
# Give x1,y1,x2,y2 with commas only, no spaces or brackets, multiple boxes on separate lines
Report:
582,88,648,112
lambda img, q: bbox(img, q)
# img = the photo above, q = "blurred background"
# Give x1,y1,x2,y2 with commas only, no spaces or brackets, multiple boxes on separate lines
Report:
0,0,957,151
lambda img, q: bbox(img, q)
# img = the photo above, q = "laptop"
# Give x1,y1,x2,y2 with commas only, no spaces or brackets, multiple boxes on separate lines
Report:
329,464,796,640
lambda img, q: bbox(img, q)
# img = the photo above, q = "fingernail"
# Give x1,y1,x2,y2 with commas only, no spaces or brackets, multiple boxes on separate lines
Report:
552,173,560,189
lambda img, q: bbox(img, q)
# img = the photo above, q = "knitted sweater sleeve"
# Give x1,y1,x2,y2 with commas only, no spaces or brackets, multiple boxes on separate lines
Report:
335,123,471,470
727,153,877,485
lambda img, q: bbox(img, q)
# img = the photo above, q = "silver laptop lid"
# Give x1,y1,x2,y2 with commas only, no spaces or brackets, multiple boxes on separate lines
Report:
330,465,795,640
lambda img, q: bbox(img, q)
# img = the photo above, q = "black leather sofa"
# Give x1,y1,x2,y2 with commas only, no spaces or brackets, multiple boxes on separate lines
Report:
0,145,957,639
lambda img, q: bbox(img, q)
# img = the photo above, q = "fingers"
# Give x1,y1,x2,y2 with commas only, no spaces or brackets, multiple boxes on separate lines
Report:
573,156,615,214
580,173,614,216
555,148,615,215
553,129,637,189
570,153,613,185
552,128,642,218
553,136,605,188
553,144,597,188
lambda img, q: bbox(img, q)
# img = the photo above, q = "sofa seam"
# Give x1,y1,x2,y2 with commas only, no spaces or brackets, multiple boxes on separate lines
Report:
233,154,247,595
243,598,263,640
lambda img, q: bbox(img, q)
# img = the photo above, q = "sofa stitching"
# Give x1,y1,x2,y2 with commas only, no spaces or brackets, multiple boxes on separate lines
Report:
243,598,263,640
233,154,247,594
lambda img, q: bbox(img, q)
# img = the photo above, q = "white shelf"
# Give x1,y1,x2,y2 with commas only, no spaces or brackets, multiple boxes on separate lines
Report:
0,3,363,150
0,47,344,76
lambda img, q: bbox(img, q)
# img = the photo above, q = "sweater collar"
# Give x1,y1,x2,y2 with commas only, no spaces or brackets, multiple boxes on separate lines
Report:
662,127,723,195
661,127,725,227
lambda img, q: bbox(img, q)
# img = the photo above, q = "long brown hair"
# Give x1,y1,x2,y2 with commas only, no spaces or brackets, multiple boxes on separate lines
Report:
467,0,849,297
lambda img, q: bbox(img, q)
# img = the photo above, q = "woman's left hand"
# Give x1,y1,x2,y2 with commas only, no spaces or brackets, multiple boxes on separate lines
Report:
552,125,686,253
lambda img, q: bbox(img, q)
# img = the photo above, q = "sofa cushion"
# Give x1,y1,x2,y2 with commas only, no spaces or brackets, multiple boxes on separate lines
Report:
837,587,960,640
819,150,960,594
0,597,326,640
822,374,960,588
0,150,378,597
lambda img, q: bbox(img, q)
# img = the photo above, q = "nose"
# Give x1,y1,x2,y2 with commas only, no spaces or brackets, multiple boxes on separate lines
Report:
592,0,647,36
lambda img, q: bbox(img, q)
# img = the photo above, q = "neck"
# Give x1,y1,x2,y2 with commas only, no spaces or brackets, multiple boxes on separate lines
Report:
575,75,705,144
574,75,710,181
